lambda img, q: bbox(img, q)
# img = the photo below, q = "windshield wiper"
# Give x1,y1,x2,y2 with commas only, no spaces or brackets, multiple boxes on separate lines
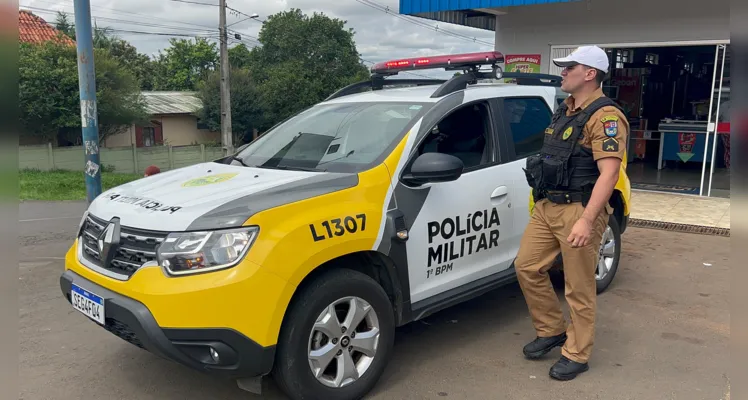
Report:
254,164,326,172
230,156,249,167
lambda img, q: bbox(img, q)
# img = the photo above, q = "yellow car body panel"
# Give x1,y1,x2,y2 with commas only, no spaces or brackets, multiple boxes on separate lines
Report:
64,239,293,348
240,132,410,341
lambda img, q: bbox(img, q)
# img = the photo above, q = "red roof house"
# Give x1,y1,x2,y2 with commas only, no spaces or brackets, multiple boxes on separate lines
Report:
19,9,75,46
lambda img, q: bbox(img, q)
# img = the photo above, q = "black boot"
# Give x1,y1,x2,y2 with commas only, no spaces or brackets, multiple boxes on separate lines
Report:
549,355,589,381
522,332,567,359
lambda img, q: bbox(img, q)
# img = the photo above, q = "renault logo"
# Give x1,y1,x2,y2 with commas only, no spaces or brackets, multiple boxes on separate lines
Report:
98,217,121,267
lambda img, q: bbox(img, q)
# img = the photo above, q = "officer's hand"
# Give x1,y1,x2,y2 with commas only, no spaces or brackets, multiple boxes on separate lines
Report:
567,218,593,248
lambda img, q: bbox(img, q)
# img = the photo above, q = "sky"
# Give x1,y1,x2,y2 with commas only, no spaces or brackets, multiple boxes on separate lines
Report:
20,0,497,79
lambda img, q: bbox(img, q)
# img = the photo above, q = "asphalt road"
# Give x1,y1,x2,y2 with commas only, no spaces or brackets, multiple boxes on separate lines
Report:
19,201,730,400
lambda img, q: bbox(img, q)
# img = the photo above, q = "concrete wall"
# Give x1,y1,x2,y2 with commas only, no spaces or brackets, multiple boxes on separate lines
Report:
493,0,730,73
19,143,225,175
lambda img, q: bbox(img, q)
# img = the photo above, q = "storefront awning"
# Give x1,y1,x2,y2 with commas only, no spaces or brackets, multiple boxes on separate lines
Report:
399,0,580,31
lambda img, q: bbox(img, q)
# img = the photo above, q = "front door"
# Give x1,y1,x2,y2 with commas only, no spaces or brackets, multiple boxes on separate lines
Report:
398,100,517,304
497,95,555,253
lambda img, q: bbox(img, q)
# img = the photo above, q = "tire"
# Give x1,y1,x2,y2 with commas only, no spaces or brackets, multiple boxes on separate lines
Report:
595,215,622,294
272,268,396,400
548,215,622,294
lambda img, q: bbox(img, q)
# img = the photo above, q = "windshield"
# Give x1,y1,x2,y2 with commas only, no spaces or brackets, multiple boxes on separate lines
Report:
232,101,431,173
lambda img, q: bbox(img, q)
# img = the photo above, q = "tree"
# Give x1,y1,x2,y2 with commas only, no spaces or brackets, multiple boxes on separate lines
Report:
104,39,158,90
54,13,158,90
54,12,75,39
229,43,252,69
249,9,370,127
197,68,263,145
19,41,148,144
152,37,219,91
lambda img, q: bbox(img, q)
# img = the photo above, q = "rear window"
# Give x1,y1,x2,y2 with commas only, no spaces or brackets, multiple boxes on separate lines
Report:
234,102,430,173
504,97,552,160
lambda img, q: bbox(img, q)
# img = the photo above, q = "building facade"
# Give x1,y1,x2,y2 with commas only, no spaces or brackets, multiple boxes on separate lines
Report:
399,0,731,198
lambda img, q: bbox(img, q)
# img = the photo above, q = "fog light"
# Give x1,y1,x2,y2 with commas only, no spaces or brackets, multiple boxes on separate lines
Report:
209,347,220,363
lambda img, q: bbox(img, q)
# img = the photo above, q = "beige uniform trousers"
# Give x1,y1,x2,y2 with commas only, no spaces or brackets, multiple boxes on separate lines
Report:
515,198,609,363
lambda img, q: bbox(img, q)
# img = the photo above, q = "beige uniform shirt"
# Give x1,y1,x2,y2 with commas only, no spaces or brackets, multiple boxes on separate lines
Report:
563,87,630,162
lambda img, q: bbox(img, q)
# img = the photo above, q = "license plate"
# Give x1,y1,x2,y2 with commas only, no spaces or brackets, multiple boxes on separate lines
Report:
71,284,105,325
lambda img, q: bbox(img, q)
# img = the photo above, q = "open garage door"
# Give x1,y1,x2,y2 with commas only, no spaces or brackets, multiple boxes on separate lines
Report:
549,46,577,75
549,45,610,75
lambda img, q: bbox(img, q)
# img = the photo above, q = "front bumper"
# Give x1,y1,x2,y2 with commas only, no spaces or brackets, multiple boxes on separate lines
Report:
60,269,275,379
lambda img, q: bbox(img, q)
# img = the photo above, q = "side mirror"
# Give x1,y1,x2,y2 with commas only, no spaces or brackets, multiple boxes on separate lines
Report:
402,152,464,186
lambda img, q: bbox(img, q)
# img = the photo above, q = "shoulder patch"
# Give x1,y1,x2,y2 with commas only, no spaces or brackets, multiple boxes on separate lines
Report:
562,126,573,140
603,118,618,137
602,137,619,152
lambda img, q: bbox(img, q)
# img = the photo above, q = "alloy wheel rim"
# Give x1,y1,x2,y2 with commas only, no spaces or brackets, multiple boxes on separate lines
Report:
596,225,616,281
307,296,380,388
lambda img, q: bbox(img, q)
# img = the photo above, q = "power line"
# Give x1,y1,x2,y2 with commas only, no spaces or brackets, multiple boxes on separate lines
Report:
26,2,435,79
106,28,217,38
169,0,218,6
358,0,493,45
23,5,217,36
23,4,264,58
354,0,494,47
26,0,220,32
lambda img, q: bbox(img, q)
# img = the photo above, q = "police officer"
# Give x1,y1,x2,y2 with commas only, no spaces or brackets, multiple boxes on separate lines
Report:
515,45,629,381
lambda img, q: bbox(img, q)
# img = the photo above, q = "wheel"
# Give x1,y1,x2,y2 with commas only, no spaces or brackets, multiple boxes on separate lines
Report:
595,215,622,294
549,215,621,294
272,268,396,400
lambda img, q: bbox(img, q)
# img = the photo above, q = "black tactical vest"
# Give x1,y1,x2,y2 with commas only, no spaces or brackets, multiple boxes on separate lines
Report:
524,96,624,204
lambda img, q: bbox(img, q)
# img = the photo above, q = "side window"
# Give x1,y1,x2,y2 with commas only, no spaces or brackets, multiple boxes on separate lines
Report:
417,101,493,171
504,97,552,160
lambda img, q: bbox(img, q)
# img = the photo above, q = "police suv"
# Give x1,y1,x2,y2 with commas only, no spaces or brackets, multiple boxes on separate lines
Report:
60,51,631,400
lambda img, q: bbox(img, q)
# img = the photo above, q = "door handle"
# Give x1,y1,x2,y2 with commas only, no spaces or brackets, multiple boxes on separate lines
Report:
491,186,508,199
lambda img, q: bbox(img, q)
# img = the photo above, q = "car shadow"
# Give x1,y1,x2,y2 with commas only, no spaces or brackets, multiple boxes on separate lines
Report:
113,280,566,399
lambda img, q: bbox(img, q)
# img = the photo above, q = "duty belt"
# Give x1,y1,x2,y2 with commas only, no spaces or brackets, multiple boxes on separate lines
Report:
537,190,592,206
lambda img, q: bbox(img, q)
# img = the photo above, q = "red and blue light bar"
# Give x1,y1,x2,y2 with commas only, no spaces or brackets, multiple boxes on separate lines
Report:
371,51,505,74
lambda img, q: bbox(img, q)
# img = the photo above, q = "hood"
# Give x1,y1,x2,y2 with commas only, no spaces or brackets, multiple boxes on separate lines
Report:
87,162,359,232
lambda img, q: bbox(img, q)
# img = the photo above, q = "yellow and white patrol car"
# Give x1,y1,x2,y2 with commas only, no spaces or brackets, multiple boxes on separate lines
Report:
60,51,631,400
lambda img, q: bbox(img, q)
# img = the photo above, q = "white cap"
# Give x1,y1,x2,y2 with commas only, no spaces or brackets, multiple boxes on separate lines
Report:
553,45,609,73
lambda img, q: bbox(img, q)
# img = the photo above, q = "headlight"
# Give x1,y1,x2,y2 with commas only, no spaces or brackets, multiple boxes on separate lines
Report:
157,227,258,276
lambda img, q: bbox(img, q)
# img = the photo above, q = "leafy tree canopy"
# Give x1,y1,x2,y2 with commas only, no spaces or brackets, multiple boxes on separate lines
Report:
19,41,147,144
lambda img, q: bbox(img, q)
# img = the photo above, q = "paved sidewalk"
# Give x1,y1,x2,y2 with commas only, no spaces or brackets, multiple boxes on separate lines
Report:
630,190,730,228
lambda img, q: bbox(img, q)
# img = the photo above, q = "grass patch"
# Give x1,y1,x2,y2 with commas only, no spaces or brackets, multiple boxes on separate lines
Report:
20,169,142,201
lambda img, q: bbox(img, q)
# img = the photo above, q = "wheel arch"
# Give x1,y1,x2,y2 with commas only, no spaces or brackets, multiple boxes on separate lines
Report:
609,188,628,234
275,250,406,342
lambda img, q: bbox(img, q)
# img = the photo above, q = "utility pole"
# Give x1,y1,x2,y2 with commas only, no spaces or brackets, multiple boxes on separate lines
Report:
73,0,102,203
219,0,233,156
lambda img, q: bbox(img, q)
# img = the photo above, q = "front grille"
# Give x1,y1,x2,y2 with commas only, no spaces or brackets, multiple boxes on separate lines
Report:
104,317,145,349
80,214,168,277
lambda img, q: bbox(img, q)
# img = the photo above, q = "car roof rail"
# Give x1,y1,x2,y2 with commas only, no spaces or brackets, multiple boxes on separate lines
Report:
324,76,447,101
428,70,562,98
499,72,563,87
